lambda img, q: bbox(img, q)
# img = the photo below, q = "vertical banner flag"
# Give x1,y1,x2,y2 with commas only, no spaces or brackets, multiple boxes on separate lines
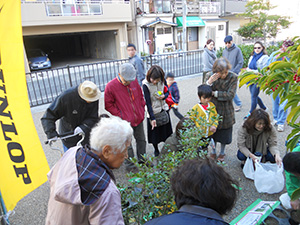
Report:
0,0,50,211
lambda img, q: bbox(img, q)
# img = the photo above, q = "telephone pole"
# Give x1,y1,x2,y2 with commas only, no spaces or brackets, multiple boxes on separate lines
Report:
182,0,187,51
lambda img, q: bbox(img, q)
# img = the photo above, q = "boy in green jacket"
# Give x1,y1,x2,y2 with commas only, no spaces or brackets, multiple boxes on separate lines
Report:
281,146,300,210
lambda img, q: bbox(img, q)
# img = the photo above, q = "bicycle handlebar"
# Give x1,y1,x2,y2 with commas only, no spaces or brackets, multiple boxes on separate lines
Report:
45,132,85,146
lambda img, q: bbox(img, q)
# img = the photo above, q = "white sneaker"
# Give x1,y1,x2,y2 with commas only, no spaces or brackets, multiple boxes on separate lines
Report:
277,124,284,132
235,105,242,112
272,120,278,126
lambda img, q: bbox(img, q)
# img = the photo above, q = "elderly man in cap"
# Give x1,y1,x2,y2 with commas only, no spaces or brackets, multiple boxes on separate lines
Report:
41,80,100,152
105,63,146,172
222,35,244,112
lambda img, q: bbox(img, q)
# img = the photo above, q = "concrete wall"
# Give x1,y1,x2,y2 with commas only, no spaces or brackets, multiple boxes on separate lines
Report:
198,26,206,49
225,0,247,14
222,16,247,45
95,31,118,59
155,24,174,54
202,20,227,50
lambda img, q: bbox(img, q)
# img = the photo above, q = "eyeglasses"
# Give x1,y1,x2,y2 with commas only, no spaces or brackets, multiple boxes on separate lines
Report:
254,47,262,50
225,42,231,44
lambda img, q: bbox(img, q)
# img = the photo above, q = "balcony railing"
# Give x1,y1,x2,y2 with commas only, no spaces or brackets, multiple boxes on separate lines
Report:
174,1,221,15
21,0,128,17
199,2,220,15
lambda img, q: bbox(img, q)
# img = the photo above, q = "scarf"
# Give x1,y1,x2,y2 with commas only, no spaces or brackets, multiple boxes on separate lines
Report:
204,47,217,60
251,129,268,156
249,51,264,70
76,145,115,205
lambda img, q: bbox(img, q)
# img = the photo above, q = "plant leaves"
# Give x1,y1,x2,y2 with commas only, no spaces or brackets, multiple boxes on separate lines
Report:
291,187,300,201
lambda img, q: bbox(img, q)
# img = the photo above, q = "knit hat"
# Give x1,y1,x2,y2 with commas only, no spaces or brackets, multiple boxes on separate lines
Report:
119,63,136,81
224,35,233,43
78,81,101,102
166,72,175,78
282,40,294,47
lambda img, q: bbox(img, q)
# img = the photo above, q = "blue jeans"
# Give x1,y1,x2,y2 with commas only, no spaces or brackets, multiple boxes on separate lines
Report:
63,144,69,153
233,94,242,107
249,84,266,113
237,150,275,163
272,94,288,125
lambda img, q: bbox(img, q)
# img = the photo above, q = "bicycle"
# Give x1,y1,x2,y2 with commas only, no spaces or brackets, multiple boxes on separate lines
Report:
45,132,85,155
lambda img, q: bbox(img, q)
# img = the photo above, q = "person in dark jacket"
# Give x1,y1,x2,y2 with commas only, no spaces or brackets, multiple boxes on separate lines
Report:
205,58,237,162
127,43,145,86
161,117,190,154
145,159,238,225
105,63,146,172
41,80,100,151
142,65,173,157
165,72,184,120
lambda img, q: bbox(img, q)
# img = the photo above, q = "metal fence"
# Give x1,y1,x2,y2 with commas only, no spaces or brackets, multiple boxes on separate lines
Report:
26,49,203,107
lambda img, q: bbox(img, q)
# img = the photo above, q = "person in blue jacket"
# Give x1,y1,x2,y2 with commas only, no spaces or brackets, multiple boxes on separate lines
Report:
267,39,294,132
145,159,238,225
222,35,244,112
127,43,145,86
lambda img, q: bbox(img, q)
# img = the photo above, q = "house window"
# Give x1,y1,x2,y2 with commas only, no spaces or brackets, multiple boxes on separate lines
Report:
151,0,171,13
157,28,164,35
164,27,172,34
188,27,198,41
218,25,224,30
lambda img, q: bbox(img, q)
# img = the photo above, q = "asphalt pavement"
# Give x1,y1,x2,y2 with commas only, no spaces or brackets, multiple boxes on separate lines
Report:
9,73,291,224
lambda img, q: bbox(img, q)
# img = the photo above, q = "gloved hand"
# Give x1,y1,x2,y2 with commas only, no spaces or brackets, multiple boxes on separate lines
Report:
74,126,84,135
48,136,58,144
172,104,178,109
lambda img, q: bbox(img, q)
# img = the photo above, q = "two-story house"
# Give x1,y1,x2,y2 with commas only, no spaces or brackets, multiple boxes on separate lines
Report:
129,0,248,54
21,0,248,71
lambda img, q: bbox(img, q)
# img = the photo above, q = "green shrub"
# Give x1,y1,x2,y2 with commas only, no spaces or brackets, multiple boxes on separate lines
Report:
238,45,254,68
216,47,224,58
266,41,282,55
118,108,221,225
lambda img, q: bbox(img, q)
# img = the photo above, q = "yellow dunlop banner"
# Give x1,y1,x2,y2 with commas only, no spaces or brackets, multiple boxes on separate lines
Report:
0,0,49,211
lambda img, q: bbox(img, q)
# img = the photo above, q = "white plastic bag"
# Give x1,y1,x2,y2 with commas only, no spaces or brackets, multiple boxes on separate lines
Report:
279,193,292,209
243,157,255,180
254,162,284,194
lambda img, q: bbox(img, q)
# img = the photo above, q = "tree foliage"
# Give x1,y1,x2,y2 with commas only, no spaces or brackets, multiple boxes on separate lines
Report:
239,36,300,151
236,0,291,41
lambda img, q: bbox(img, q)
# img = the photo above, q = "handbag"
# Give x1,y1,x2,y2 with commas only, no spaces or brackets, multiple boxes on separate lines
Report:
154,110,169,127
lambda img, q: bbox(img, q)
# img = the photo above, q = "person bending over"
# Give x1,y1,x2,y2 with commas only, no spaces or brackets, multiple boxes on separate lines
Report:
145,158,238,225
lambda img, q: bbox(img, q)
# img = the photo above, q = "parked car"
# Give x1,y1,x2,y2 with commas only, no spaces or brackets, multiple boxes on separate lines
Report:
27,49,51,70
